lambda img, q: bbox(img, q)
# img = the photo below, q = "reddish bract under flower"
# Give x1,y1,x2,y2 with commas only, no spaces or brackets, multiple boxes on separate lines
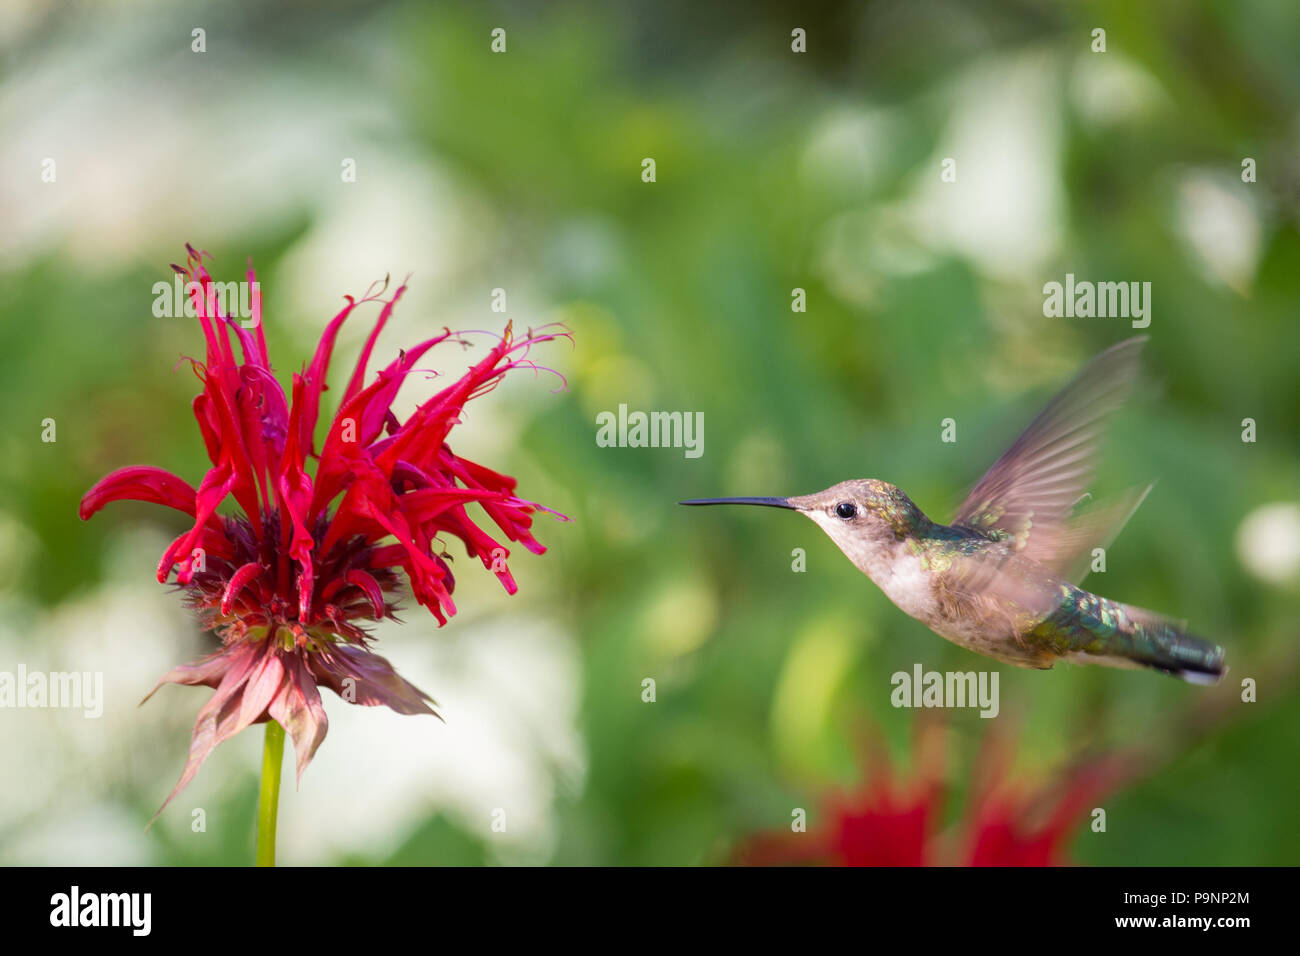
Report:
80,246,569,817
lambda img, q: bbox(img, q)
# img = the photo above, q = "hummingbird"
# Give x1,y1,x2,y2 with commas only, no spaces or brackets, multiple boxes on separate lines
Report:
682,337,1225,684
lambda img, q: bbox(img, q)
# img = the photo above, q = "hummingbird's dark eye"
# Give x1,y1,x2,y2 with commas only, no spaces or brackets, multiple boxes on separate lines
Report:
835,501,857,520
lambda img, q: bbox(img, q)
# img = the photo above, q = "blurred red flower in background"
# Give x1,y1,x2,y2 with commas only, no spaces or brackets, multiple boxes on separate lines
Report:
737,724,1128,866
80,245,569,816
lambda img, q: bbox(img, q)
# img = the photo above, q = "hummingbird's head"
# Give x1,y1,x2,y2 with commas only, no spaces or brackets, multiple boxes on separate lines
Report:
681,479,930,565
788,479,929,554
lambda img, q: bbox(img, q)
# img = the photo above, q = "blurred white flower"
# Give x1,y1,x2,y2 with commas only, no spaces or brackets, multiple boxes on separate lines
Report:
277,611,583,865
896,51,1065,280
1174,170,1262,294
0,527,192,864
799,106,899,195
1070,50,1167,127
1235,502,1300,585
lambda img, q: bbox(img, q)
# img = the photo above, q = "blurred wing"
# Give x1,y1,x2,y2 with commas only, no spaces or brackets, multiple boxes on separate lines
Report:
930,485,1154,653
932,547,1068,645
1049,483,1153,585
951,336,1146,565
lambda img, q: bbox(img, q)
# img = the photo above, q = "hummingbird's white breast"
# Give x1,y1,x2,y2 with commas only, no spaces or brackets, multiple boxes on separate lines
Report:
805,512,938,621
858,542,937,623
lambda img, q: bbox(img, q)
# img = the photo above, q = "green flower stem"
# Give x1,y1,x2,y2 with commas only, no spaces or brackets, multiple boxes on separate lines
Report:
256,720,285,867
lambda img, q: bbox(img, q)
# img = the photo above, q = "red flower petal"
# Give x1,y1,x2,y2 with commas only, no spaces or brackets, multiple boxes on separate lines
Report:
79,466,202,521
221,561,264,615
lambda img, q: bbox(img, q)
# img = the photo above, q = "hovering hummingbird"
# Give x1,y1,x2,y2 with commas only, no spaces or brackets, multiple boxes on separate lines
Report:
682,337,1225,684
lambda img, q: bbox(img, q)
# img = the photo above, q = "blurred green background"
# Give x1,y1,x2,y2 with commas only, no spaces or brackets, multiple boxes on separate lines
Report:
1,0,1298,865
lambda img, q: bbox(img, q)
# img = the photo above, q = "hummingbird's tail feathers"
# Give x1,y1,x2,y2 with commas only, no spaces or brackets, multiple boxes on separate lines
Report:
1042,589,1225,683
1093,600,1226,684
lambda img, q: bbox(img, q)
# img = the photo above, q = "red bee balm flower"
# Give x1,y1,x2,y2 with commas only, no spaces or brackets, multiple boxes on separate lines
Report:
737,725,1129,867
81,246,569,817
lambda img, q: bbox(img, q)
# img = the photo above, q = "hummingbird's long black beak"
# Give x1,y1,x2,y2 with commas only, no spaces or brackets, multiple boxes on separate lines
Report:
679,496,796,510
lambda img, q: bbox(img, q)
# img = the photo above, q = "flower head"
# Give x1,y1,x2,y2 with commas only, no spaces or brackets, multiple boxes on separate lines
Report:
81,245,568,816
